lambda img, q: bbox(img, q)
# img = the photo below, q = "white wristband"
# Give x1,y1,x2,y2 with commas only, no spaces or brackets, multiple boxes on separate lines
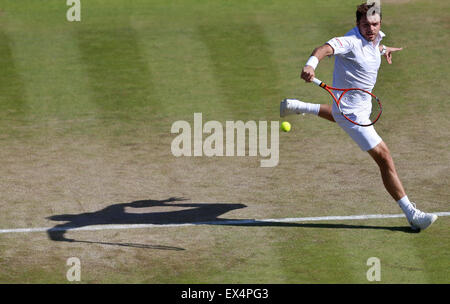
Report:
305,56,319,70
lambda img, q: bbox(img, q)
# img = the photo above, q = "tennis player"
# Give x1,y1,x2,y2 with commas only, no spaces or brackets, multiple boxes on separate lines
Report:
280,2,437,231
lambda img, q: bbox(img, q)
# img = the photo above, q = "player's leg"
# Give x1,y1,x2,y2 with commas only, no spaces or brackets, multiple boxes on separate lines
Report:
280,99,335,122
367,141,405,201
318,104,335,122
367,141,437,231
331,106,438,231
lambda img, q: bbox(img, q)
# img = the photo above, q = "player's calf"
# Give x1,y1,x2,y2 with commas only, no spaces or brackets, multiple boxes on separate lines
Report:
318,104,335,122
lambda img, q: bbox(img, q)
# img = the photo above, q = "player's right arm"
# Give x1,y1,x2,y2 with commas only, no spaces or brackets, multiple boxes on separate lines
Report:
301,44,334,82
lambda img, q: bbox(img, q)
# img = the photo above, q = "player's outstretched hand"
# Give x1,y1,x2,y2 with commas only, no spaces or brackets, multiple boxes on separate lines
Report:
301,66,315,82
384,46,403,64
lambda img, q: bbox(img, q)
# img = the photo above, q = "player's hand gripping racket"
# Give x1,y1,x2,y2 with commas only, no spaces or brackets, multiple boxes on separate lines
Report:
311,77,382,127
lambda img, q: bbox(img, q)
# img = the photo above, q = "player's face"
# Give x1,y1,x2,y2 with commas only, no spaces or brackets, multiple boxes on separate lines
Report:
357,14,381,42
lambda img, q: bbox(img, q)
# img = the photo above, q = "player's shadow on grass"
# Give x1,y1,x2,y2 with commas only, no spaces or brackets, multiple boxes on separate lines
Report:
47,197,417,248
46,197,247,249
231,221,417,233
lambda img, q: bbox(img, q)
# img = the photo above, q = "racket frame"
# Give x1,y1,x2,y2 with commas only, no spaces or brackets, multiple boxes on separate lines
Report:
312,77,382,127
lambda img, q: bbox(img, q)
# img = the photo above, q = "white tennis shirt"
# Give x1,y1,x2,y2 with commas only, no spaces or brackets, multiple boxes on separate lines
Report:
326,27,385,115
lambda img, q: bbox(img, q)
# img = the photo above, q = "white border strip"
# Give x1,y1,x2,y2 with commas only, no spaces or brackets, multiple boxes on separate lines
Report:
1,212,449,234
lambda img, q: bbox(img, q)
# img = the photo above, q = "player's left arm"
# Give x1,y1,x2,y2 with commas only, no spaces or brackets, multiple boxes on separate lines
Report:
380,45,403,64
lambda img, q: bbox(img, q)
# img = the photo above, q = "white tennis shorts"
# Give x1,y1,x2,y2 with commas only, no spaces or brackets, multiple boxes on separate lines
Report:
332,102,382,151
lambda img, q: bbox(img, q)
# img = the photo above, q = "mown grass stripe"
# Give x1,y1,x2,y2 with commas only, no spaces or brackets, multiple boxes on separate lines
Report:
197,21,281,120
0,29,27,116
76,24,156,118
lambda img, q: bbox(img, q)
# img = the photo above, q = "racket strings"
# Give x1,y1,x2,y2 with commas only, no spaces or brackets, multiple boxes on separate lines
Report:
338,89,382,126
369,95,382,123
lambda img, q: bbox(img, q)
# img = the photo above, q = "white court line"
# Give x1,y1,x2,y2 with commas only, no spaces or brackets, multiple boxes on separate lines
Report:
0,212,449,234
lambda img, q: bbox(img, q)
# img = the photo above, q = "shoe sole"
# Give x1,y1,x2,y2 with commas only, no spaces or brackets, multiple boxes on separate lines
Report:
280,99,287,117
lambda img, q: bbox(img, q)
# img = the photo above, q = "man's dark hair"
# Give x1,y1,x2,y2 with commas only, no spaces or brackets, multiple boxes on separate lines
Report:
356,2,382,22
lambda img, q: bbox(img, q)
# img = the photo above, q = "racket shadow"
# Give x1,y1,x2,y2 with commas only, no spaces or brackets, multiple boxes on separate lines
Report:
70,239,185,251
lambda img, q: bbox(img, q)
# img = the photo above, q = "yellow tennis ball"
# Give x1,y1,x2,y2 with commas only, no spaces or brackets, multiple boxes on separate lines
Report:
281,121,291,132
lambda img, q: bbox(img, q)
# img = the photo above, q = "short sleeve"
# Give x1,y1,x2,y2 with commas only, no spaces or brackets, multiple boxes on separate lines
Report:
326,37,354,55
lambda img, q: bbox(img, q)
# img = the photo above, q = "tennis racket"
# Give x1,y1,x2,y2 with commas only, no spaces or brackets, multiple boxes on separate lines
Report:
312,77,382,127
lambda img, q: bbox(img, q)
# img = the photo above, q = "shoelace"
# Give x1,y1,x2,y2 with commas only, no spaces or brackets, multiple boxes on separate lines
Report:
410,203,427,220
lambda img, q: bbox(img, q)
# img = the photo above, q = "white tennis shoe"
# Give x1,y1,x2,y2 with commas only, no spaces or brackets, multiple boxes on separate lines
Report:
280,99,304,117
408,204,438,231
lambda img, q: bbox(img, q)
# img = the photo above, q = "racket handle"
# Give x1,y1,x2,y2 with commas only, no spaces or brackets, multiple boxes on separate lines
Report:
312,77,323,87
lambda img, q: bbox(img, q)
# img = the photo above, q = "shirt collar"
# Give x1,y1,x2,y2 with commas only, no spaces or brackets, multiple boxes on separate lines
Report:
353,26,385,46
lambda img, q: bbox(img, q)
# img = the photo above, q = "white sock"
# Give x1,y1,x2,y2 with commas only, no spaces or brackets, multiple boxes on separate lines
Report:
397,195,415,220
300,101,320,115
290,100,320,115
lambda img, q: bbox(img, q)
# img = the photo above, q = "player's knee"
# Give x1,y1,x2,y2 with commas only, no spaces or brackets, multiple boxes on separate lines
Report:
369,142,393,164
379,148,392,163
